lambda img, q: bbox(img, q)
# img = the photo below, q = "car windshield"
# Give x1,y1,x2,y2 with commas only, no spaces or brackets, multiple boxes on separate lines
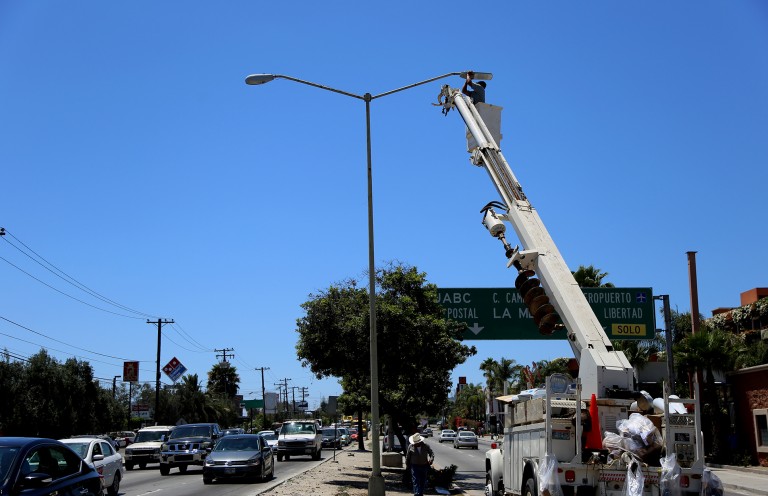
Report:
170,426,211,439
134,430,168,443
62,441,91,458
260,433,277,441
322,429,338,436
0,447,19,480
214,437,260,452
281,423,315,435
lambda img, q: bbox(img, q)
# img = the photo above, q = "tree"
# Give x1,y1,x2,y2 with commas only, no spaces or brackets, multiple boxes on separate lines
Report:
207,362,240,399
572,265,614,288
295,262,476,449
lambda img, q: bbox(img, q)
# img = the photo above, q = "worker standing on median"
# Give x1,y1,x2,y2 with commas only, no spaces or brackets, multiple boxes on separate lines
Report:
462,71,486,104
405,432,434,496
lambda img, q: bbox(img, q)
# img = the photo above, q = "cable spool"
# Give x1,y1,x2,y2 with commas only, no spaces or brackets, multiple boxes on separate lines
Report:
515,269,560,335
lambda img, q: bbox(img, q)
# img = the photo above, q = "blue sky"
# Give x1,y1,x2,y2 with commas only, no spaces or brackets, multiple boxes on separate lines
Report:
1,1,767,411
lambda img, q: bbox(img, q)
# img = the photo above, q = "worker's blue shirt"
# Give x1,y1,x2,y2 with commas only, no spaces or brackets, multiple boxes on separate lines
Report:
467,81,486,103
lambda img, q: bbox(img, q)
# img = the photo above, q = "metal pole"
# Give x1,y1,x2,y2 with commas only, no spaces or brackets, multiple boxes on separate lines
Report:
365,94,385,496
661,295,676,394
155,321,162,420
687,251,700,334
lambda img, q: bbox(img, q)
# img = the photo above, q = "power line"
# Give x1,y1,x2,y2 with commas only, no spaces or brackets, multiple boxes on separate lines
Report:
0,229,159,319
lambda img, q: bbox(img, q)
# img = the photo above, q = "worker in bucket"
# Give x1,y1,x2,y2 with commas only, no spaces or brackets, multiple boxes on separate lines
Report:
462,71,486,104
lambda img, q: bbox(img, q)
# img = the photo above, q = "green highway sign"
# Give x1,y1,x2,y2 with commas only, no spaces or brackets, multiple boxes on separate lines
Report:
438,287,655,341
242,399,264,409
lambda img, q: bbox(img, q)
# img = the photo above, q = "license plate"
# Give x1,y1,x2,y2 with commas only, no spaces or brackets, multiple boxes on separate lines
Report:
225,467,235,474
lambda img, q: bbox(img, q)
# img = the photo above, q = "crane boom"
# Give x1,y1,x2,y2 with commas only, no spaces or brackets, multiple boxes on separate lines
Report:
438,85,633,398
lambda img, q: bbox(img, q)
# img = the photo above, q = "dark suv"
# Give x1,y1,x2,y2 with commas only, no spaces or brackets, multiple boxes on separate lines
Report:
159,423,221,475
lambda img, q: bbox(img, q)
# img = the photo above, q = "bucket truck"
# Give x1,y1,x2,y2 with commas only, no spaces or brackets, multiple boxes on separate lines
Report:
436,82,704,496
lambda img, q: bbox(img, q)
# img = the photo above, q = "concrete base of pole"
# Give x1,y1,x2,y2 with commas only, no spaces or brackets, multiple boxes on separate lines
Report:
368,474,386,496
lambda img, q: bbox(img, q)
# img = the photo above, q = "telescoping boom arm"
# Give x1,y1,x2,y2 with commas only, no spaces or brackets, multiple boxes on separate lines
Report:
437,85,633,398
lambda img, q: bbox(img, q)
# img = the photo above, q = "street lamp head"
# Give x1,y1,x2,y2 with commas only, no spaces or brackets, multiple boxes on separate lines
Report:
245,74,276,85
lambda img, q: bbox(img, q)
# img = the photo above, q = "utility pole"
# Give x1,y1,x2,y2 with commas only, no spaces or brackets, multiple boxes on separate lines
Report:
147,318,174,423
290,386,300,416
112,375,121,399
255,367,270,429
215,348,235,362
274,379,290,418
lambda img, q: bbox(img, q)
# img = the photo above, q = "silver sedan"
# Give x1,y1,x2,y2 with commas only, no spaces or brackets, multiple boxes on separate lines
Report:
452,431,479,449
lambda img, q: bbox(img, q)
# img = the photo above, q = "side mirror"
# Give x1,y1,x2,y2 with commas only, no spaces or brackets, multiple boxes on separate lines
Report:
93,454,104,462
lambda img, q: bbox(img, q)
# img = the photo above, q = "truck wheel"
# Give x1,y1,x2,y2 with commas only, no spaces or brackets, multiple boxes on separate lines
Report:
486,472,504,496
160,464,170,476
178,465,188,474
523,477,536,496
312,447,321,460
277,454,283,462
125,463,134,471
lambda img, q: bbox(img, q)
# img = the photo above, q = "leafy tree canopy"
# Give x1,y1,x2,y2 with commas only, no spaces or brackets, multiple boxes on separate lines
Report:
295,262,476,436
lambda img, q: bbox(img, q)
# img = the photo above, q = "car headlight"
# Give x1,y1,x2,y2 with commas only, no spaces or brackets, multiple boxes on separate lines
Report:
306,440,315,446
204,457,214,466
161,443,168,451
125,449,133,455
153,448,160,454
278,440,285,446
247,456,261,465
202,442,212,450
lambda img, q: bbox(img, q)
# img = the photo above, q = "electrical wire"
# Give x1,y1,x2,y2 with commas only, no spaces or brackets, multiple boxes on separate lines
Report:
168,322,212,352
1,229,159,319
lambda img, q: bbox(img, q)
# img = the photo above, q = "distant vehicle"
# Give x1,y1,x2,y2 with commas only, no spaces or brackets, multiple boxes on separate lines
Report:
321,428,342,449
276,420,322,461
222,428,246,437
452,431,478,450
337,427,351,446
123,425,173,470
160,422,222,475
110,430,136,448
421,427,433,438
257,431,278,453
0,437,102,496
202,434,274,484
438,429,456,443
73,434,119,451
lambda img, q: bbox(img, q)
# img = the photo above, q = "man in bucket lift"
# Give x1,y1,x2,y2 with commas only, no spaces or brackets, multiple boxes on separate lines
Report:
462,71,486,104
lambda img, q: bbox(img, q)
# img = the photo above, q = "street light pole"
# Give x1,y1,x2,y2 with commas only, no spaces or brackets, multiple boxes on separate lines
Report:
245,72,487,496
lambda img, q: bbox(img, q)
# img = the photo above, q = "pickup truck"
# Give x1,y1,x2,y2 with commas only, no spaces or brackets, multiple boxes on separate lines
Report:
276,420,322,461
159,422,221,475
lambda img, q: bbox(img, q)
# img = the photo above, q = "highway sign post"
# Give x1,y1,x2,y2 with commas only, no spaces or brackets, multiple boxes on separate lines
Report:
438,287,654,340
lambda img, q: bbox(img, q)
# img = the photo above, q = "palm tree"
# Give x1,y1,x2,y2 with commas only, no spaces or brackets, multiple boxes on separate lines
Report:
572,265,614,288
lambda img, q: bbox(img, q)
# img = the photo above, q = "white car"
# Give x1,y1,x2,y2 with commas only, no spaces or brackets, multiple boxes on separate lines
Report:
257,430,279,453
438,429,457,443
60,436,125,496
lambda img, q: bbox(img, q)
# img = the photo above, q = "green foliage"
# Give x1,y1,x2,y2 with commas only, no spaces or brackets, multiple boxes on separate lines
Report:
480,357,522,395
295,262,476,436
572,265,614,288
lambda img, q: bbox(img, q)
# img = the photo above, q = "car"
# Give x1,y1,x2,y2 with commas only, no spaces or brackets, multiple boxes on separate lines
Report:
160,422,222,475
321,428,343,449
123,425,174,470
74,434,119,451
276,420,322,461
257,431,279,453
452,430,479,449
0,437,103,496
109,430,136,448
222,428,246,437
421,427,433,438
337,427,351,446
438,429,457,443
60,436,125,496
202,434,274,484
349,428,360,442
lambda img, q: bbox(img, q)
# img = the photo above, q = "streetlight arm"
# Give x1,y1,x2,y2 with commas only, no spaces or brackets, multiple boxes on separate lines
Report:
371,72,462,100
245,73,365,101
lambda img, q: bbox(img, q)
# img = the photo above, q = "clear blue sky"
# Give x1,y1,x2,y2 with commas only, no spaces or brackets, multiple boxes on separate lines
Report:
2,1,767,411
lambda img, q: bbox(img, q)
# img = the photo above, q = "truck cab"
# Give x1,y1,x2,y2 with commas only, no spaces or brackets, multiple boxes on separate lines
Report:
276,420,322,461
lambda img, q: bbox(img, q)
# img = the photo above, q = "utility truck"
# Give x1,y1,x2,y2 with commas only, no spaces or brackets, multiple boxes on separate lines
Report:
436,80,704,495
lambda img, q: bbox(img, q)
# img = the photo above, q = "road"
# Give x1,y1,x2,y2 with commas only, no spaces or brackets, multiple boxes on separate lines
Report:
425,436,488,496
119,447,335,496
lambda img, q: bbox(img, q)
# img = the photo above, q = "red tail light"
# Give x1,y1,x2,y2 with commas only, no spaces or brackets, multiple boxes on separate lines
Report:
680,475,690,488
97,466,104,475
565,470,575,483
491,442,498,449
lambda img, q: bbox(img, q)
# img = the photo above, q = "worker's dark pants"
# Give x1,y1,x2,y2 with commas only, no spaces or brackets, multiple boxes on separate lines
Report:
411,464,429,496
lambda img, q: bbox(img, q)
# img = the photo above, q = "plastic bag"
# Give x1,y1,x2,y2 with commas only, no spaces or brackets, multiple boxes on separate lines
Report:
536,452,563,496
616,413,663,460
659,453,681,496
701,468,724,496
623,460,644,496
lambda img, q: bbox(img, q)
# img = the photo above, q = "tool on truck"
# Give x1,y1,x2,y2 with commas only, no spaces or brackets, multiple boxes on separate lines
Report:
436,76,704,496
